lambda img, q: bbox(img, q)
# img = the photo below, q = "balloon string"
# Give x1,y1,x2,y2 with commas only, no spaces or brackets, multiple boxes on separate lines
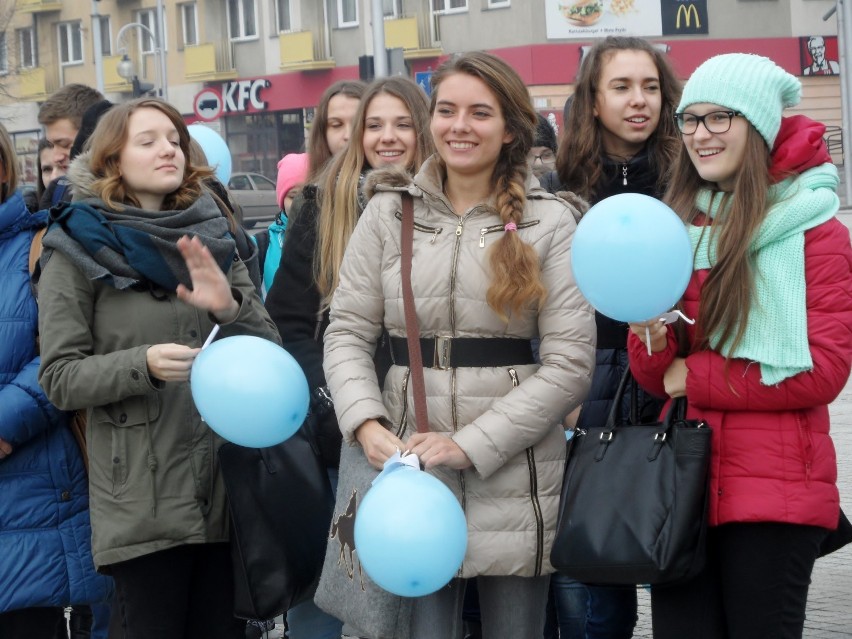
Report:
202,324,220,350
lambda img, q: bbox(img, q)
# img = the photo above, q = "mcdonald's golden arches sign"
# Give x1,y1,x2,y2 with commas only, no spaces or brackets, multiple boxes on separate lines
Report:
662,0,708,34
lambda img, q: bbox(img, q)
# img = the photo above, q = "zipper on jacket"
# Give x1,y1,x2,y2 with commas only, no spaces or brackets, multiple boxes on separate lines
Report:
796,411,813,487
509,366,545,576
452,368,467,514
396,368,411,438
449,209,482,333
478,219,541,248
394,211,443,243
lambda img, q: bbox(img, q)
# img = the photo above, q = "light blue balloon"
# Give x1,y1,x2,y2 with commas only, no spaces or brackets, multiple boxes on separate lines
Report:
354,467,467,597
571,193,693,323
188,124,232,184
190,335,309,448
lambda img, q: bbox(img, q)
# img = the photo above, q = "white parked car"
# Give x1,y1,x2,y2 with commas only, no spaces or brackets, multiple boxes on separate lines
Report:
227,172,279,229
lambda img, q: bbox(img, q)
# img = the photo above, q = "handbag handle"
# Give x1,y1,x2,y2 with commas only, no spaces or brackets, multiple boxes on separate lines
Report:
604,367,686,435
400,193,429,434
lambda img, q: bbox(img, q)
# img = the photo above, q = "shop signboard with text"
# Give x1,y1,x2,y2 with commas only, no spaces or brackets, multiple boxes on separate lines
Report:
545,0,663,38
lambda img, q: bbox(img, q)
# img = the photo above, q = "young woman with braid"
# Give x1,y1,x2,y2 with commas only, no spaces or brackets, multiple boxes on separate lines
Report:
322,51,595,638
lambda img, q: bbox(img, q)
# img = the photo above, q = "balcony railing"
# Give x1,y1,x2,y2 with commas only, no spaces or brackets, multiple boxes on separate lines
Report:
16,0,62,13
102,55,134,93
279,30,335,71
384,16,442,60
16,67,58,101
184,42,238,82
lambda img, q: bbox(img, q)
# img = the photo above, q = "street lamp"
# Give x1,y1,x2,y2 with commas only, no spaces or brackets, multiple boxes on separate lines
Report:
115,22,164,98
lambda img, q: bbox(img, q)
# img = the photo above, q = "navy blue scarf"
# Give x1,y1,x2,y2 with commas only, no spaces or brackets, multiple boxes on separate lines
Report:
42,193,235,291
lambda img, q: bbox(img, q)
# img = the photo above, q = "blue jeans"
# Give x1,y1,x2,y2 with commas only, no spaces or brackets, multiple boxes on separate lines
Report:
550,573,637,639
286,600,342,639
288,468,342,639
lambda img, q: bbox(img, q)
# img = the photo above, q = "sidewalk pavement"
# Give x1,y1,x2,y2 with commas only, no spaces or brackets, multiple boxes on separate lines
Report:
632,374,852,638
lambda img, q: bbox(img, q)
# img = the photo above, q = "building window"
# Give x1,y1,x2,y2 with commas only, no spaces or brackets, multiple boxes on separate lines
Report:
228,0,258,40
58,22,83,65
434,0,467,11
136,8,166,53
276,0,292,31
338,0,358,27
383,0,401,17
0,32,7,75
180,3,198,46
96,16,112,56
17,27,35,69
487,0,510,7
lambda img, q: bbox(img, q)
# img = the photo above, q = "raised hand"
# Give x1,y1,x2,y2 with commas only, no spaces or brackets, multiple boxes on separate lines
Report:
175,235,239,323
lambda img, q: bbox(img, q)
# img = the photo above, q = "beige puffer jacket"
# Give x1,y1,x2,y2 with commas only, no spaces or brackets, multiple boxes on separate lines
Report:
323,158,596,578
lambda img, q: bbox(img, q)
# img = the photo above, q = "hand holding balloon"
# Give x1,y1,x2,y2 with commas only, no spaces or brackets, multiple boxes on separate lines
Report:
147,343,200,382
355,419,407,469
628,319,669,354
406,432,472,470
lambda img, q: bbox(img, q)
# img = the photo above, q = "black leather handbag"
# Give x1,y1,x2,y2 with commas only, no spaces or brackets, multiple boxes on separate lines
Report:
219,425,335,620
551,369,712,585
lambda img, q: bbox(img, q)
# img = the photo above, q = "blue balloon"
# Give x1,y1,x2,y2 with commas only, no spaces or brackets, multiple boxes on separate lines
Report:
190,335,309,448
571,193,693,323
354,466,467,597
188,124,232,184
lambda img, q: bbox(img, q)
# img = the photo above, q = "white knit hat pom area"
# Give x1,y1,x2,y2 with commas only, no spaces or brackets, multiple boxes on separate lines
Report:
677,53,802,147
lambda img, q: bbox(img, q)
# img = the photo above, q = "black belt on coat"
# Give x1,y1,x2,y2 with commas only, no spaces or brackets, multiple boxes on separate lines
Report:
388,336,535,370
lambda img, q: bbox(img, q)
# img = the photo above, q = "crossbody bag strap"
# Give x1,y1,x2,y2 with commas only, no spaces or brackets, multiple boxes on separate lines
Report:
400,193,429,434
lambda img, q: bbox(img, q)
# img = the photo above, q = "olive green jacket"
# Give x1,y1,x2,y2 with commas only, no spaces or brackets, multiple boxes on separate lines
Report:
38,236,280,569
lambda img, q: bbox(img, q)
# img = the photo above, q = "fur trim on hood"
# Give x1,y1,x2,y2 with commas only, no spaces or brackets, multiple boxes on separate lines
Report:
67,151,98,201
362,164,414,201
555,190,589,223
362,158,589,225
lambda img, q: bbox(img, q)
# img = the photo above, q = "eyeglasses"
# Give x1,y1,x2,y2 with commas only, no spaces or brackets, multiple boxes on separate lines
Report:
528,150,556,165
674,110,743,135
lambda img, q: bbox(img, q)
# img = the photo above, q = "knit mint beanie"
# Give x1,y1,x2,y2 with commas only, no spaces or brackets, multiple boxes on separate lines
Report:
678,53,801,147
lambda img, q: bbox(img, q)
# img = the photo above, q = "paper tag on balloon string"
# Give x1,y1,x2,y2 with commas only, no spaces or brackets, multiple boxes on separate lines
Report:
373,449,421,486
201,324,220,350
643,310,696,356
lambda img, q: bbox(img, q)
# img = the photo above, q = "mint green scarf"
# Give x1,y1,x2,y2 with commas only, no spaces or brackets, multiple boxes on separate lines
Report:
689,163,839,385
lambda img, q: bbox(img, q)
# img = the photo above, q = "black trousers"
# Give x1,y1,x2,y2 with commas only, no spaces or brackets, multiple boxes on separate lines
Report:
651,522,828,639
0,607,65,639
109,542,244,639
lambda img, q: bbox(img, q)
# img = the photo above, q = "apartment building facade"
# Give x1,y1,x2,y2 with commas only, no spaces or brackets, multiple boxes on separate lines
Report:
0,0,842,184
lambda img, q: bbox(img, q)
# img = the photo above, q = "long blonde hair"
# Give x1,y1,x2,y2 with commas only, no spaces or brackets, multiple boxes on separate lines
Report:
431,52,546,318
315,76,433,304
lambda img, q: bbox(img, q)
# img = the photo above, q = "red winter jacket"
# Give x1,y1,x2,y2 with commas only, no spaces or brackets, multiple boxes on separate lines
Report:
629,121,852,529
629,217,852,530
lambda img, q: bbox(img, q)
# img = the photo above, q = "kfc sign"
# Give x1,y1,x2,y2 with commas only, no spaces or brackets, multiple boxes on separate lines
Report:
196,78,271,117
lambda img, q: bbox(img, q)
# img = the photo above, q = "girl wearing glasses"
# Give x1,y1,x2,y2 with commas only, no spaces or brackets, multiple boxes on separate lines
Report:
629,54,852,638
541,36,682,639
